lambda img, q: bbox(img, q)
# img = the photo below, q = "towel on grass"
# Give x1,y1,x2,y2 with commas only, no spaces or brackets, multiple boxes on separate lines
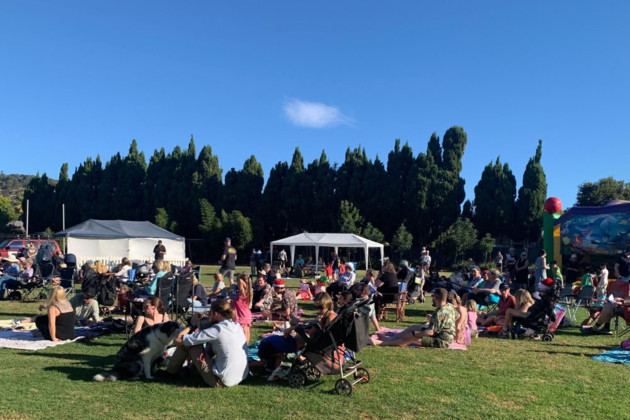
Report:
0,329,83,351
592,347,630,365
370,328,467,350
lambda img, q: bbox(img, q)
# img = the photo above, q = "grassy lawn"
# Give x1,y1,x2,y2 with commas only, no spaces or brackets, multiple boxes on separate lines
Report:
0,265,628,419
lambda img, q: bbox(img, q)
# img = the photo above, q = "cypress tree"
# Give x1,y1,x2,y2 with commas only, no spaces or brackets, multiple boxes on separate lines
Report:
515,140,547,243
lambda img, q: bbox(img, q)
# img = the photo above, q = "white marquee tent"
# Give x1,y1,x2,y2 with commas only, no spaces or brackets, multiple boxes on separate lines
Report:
270,233,384,269
54,219,186,266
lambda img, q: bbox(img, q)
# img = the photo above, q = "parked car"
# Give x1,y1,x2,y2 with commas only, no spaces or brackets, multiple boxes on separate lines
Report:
0,238,61,259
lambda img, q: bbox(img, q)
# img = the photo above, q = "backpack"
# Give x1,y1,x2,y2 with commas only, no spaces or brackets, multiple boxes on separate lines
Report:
97,277,117,306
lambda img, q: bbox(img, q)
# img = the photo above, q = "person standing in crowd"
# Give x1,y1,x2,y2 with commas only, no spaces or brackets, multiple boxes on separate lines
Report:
565,254,580,285
534,250,549,287
220,237,237,285
278,248,287,269
495,252,503,273
505,248,516,284
250,248,258,276
515,252,530,288
153,240,166,261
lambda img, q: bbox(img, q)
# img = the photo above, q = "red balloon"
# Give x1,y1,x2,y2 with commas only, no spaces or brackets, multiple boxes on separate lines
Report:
544,197,562,214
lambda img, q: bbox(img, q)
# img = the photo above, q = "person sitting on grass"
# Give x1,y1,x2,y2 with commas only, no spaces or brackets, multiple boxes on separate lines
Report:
252,272,273,314
499,285,544,337
466,300,478,338
69,287,101,325
478,283,515,327
208,272,226,300
16,286,76,342
285,292,336,337
297,279,314,300
355,283,380,332
371,288,456,348
133,296,170,334
263,279,298,322
448,291,467,344
336,291,354,312
165,299,249,387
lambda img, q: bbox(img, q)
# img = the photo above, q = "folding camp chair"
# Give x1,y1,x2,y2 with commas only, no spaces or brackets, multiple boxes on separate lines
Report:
172,272,194,324
564,285,594,326
157,273,174,313
559,284,576,305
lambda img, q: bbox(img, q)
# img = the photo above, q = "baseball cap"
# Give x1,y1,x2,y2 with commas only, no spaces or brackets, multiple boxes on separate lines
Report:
225,237,231,242
499,283,510,291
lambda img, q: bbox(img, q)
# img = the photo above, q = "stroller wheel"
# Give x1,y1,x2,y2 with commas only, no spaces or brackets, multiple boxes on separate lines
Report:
550,332,555,339
287,371,306,389
334,378,354,397
542,334,553,342
354,367,370,384
305,366,321,381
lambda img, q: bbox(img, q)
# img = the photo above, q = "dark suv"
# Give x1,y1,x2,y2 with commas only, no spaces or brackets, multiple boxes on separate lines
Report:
0,238,61,259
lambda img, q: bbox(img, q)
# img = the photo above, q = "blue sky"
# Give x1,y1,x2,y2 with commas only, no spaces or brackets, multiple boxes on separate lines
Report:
1,1,628,208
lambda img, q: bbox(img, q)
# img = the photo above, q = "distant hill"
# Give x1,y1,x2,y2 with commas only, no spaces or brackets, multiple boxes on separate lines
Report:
0,174,57,213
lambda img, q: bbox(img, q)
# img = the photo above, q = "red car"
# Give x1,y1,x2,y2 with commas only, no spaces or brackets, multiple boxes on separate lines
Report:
0,238,61,259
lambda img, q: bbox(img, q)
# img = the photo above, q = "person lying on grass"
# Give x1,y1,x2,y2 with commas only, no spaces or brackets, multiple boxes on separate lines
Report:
371,288,456,348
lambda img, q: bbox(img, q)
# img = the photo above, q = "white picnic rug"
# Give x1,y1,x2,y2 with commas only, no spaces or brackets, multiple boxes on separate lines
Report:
0,329,82,351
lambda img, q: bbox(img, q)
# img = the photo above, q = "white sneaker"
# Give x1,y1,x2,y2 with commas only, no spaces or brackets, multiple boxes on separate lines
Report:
267,366,289,381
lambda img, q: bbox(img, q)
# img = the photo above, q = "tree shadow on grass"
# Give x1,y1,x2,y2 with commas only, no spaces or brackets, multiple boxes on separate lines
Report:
528,348,608,358
19,351,113,365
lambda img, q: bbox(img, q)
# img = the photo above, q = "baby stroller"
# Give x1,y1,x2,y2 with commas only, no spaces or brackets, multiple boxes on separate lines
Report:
287,297,372,396
512,280,563,342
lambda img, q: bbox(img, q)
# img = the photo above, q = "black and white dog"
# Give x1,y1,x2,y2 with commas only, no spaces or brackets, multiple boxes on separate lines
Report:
94,321,182,382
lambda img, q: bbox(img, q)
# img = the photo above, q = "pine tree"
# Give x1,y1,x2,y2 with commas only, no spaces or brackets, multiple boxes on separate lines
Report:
472,157,516,238
338,200,363,235
515,140,547,243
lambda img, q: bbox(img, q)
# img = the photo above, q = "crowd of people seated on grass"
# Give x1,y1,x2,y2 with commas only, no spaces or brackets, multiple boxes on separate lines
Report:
6,247,630,390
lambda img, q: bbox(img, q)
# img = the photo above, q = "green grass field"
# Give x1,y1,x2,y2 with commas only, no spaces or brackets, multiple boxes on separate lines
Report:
0,265,628,420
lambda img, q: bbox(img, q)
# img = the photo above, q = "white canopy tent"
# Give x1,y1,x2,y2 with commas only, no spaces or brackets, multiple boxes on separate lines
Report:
270,233,384,270
54,219,186,266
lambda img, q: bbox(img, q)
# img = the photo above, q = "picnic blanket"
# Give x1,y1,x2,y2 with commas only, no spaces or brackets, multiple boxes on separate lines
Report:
0,321,121,351
0,329,83,351
0,319,37,331
370,328,467,350
252,309,304,322
592,347,630,365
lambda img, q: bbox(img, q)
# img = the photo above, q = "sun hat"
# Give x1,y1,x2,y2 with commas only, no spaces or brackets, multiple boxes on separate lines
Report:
273,279,286,288
345,262,354,271
2,255,19,263
400,260,409,267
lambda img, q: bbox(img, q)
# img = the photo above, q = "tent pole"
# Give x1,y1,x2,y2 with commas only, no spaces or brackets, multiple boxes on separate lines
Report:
270,244,273,268
290,245,295,267
315,246,319,272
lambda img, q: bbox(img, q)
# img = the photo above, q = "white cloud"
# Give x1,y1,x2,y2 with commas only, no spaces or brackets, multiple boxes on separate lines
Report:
283,98,353,128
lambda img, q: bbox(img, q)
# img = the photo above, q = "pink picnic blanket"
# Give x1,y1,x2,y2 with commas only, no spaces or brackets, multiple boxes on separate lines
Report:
370,328,467,350
252,309,304,322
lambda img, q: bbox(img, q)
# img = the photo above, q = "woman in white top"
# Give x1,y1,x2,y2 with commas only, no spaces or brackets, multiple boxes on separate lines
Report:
167,299,249,387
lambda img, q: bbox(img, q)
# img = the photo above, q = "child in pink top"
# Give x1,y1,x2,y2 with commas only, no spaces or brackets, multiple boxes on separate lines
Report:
232,273,253,344
465,300,478,338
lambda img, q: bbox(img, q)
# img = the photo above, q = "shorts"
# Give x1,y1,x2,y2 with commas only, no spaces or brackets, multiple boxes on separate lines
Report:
219,268,235,281
257,340,279,370
420,336,448,348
